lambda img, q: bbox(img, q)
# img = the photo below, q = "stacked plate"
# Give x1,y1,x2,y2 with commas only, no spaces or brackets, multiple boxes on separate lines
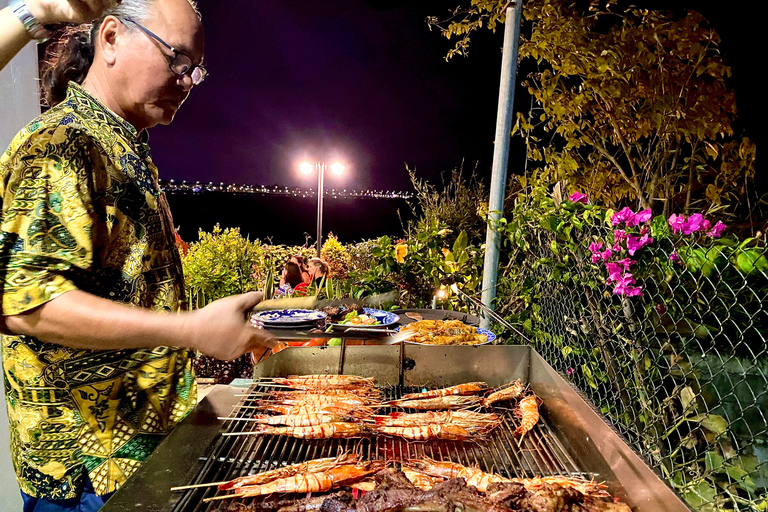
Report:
251,309,328,328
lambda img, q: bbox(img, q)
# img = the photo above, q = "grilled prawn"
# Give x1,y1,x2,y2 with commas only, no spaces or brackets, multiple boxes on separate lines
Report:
387,395,481,410
373,411,500,431
209,461,384,500
403,458,511,492
404,458,610,497
249,414,348,427
400,382,488,400
375,423,475,441
254,422,369,439
482,379,525,407
514,394,542,442
218,453,359,491
260,403,374,419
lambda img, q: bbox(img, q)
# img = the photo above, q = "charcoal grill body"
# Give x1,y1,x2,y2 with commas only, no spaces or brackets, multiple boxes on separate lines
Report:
101,345,690,512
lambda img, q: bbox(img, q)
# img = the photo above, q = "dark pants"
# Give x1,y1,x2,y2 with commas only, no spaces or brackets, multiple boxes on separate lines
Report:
20,477,114,512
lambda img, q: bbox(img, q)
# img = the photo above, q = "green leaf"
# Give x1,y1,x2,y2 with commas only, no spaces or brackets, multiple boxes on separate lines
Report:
453,230,468,253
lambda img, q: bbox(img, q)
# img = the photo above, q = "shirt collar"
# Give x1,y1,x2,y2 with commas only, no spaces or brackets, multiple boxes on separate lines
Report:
65,82,141,142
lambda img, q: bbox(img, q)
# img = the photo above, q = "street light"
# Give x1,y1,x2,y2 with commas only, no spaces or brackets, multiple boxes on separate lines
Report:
299,161,345,257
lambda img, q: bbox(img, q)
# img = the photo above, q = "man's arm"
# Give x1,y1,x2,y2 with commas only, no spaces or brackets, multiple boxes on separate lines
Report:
3,289,276,360
1,0,119,71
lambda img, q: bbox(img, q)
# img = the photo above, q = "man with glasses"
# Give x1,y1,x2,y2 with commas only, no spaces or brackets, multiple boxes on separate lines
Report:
0,1,275,510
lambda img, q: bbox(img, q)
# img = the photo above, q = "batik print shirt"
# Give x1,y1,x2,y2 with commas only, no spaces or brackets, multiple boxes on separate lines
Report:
0,83,196,499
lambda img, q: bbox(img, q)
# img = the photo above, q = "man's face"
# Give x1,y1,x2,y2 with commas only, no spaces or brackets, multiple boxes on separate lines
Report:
112,0,204,130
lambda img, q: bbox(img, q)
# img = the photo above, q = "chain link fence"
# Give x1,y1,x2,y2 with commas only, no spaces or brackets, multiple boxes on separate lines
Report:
498,221,768,511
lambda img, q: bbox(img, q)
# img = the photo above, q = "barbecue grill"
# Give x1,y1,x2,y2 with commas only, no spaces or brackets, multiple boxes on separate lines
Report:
100,345,691,512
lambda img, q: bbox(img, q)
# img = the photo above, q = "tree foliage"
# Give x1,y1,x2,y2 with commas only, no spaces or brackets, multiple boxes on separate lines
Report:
429,0,757,221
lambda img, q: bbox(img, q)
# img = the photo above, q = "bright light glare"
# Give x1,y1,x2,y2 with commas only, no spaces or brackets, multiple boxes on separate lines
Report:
436,288,448,299
330,163,345,175
299,163,314,175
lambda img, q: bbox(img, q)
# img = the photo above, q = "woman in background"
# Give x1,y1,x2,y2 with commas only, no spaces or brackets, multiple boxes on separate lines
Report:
308,258,329,287
276,261,308,297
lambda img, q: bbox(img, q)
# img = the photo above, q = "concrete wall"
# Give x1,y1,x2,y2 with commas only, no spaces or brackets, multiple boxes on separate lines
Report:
0,1,40,508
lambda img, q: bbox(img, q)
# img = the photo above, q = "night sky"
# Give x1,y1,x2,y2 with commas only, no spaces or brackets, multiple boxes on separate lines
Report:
149,0,761,194
150,0,511,192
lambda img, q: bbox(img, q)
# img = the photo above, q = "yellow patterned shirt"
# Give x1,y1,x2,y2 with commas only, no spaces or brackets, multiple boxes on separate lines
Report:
0,83,196,499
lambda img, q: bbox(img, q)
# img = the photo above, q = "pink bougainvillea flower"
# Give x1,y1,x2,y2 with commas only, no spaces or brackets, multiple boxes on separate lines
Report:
616,258,635,270
605,262,624,283
701,219,711,231
626,234,654,256
589,242,604,263
613,229,628,241
682,213,704,235
611,207,635,226
627,209,652,228
568,191,588,204
668,214,686,234
566,367,575,376
600,248,614,261
669,251,681,263
707,221,727,238
612,272,644,296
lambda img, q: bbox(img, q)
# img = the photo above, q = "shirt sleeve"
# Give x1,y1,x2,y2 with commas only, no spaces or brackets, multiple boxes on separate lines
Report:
0,124,97,315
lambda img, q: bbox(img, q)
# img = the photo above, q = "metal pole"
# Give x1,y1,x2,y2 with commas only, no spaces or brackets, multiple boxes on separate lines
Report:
316,162,325,257
480,3,523,330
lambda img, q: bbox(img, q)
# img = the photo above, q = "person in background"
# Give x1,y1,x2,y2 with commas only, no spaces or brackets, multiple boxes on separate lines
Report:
279,254,310,287
1,0,119,71
276,261,308,297
308,257,329,287
0,1,275,510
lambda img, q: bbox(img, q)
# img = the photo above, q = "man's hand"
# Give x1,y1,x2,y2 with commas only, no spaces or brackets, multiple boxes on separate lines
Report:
185,292,277,361
27,0,121,25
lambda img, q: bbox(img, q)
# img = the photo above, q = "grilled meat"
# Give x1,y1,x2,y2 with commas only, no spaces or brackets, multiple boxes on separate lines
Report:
322,305,365,323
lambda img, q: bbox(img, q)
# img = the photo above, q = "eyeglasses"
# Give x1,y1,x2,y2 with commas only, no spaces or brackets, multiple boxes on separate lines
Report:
121,17,208,86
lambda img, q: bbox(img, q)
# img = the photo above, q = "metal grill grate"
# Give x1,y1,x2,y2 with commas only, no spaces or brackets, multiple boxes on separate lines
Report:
171,380,596,512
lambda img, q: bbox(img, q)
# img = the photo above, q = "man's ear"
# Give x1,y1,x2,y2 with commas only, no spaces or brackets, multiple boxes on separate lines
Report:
98,16,122,66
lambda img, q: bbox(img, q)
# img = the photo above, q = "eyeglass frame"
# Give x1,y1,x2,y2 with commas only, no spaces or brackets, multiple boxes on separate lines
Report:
120,16,208,86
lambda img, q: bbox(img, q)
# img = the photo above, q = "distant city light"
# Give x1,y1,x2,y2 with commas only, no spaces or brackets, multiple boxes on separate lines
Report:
158,179,413,200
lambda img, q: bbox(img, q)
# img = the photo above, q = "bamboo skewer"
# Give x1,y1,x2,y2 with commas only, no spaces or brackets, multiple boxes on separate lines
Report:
221,431,262,437
170,480,229,491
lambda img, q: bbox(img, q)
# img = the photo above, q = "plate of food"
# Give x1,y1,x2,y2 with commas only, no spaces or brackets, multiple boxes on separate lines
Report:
397,319,495,345
322,305,400,330
251,309,327,327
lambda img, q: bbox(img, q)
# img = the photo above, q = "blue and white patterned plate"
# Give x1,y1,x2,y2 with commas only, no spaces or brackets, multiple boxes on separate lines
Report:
398,326,496,345
329,308,400,330
252,309,327,326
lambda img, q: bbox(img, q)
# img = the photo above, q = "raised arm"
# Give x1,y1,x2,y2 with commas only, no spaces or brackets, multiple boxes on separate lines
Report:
1,0,119,71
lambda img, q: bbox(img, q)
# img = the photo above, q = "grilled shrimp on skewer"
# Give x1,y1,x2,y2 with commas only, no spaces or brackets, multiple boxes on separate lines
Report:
249,414,348,427
402,469,444,491
375,423,475,441
255,422,369,439
482,379,525,407
218,453,359,490
260,403,375,419
261,394,376,408
207,461,384,501
400,382,489,400
373,411,500,432
403,458,511,492
273,375,375,387
514,394,542,443
387,395,481,410
404,458,610,497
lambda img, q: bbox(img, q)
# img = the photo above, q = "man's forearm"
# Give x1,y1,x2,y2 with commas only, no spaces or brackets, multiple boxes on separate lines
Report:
0,6,33,72
4,289,192,350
